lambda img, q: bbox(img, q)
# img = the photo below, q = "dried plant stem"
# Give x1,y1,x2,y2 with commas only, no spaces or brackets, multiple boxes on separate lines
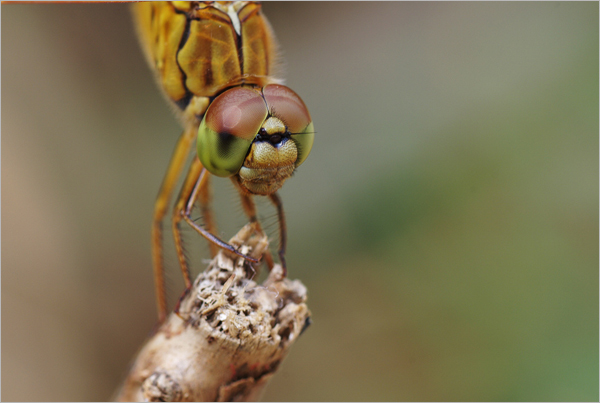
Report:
115,224,311,402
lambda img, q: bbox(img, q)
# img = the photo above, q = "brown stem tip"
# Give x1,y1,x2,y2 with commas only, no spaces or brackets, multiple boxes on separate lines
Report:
115,223,311,402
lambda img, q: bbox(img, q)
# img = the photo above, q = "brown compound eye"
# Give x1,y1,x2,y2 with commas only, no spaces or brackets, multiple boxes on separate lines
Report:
262,84,312,133
263,84,314,167
197,87,268,177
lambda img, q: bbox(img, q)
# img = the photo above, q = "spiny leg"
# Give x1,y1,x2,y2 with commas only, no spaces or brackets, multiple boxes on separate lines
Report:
180,167,261,263
235,185,275,270
171,157,223,285
268,192,287,276
171,157,206,290
197,166,220,258
173,163,262,316
171,157,211,317
152,127,196,323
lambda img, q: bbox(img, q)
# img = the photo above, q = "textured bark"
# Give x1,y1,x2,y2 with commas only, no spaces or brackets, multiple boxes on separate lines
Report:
115,224,310,402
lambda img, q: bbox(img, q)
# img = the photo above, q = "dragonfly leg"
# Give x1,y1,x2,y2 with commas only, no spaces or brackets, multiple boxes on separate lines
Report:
171,157,222,288
152,127,196,323
197,166,220,258
268,192,287,276
171,157,205,291
179,167,261,265
173,161,262,318
235,187,275,271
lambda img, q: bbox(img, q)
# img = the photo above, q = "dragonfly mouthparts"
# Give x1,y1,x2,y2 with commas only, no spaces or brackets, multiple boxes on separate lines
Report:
268,134,283,144
255,131,289,146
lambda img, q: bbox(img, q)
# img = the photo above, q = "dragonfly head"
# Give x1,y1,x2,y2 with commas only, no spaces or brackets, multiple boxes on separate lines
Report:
197,84,314,195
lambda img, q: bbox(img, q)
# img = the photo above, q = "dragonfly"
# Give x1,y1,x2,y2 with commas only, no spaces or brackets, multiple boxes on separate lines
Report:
132,1,314,322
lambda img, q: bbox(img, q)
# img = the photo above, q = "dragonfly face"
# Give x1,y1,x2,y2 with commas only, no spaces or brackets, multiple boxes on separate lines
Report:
198,84,314,195
132,1,314,321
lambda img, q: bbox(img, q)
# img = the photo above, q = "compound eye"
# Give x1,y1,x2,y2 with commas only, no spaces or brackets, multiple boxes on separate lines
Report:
263,84,312,133
198,88,268,177
263,84,314,166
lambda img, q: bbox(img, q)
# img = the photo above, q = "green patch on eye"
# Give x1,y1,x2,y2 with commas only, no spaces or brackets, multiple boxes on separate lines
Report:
197,120,253,177
292,122,315,167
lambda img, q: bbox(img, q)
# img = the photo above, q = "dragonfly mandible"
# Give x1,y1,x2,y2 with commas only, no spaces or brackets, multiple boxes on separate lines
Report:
132,2,314,322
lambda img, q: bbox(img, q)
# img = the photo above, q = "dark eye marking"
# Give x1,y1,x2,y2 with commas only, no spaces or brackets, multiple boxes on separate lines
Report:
217,132,237,158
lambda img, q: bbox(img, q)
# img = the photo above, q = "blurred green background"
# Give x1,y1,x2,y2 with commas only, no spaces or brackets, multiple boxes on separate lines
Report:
2,2,598,401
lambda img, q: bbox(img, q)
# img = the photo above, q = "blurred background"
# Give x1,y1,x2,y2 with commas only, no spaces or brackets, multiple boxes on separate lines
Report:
2,2,598,401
